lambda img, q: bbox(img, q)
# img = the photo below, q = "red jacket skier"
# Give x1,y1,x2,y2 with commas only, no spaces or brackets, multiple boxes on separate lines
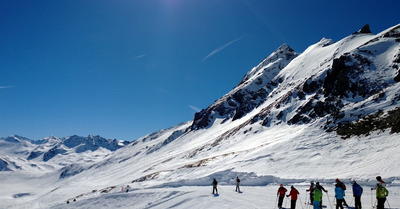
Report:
287,186,300,209
277,184,288,208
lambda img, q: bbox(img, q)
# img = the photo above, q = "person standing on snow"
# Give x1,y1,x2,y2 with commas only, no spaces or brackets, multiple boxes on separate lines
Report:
235,176,241,192
352,180,363,209
335,179,348,206
371,176,388,209
313,187,323,209
315,182,328,208
335,183,345,209
287,186,300,209
277,184,288,209
306,182,315,205
212,178,218,195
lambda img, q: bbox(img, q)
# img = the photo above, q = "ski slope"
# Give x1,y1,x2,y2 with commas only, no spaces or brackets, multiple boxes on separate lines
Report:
2,124,400,209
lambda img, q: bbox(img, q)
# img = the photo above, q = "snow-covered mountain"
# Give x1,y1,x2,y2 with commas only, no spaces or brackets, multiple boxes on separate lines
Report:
0,135,129,172
1,24,400,209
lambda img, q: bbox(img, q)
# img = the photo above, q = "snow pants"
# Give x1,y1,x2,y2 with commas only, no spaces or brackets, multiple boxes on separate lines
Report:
336,199,344,209
313,200,321,209
377,197,386,209
309,192,314,204
354,196,362,209
278,196,284,208
235,183,240,192
212,186,218,194
290,199,297,209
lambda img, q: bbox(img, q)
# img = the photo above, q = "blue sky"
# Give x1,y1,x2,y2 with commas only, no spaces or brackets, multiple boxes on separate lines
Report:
1,0,399,141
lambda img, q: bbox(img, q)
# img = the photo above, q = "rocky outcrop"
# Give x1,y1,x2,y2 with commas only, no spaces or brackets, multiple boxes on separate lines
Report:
191,44,299,130
358,24,372,34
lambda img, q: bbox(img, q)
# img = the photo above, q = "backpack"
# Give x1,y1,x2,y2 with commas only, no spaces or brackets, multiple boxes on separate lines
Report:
341,183,346,190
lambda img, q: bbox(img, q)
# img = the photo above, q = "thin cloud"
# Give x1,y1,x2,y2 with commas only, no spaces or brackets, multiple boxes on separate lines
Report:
0,86,14,89
134,54,147,59
202,36,245,62
188,105,201,112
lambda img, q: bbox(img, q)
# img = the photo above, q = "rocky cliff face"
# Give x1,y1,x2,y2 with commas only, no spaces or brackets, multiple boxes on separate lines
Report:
191,24,400,138
191,44,299,130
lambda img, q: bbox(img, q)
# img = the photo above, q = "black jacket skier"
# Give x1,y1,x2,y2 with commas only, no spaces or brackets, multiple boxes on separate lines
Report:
212,178,218,194
235,177,241,192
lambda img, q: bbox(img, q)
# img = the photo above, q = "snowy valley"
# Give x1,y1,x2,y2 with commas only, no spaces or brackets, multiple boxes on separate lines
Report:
1,24,400,209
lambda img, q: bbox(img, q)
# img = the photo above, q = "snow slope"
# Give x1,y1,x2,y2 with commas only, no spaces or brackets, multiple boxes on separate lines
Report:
1,24,400,209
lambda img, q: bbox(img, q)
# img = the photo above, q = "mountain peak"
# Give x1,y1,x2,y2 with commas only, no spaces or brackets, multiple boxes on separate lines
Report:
240,44,298,85
1,135,31,143
276,43,295,52
354,24,372,34
191,44,299,130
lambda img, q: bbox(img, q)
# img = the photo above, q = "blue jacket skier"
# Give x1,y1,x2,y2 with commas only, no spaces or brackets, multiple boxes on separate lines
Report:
352,180,363,209
335,184,345,209
335,178,348,206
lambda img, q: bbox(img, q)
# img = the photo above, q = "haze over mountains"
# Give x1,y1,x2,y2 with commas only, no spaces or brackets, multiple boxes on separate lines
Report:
1,24,399,209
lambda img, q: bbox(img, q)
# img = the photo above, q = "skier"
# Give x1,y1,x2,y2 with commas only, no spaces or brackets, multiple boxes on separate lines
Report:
371,176,389,209
277,184,288,209
306,182,315,205
212,178,218,195
235,176,241,192
335,183,345,209
286,186,300,209
125,185,131,193
352,180,363,209
315,182,327,208
313,186,323,209
335,178,348,206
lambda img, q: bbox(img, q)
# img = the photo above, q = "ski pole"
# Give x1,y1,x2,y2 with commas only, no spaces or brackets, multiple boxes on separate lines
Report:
370,189,373,209
332,196,336,208
275,195,278,209
285,195,288,208
348,197,355,206
305,191,308,206
387,198,391,209
298,194,305,209
326,192,333,209
349,196,353,206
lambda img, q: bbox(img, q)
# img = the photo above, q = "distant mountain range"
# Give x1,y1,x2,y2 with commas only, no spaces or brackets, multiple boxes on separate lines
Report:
0,135,129,172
